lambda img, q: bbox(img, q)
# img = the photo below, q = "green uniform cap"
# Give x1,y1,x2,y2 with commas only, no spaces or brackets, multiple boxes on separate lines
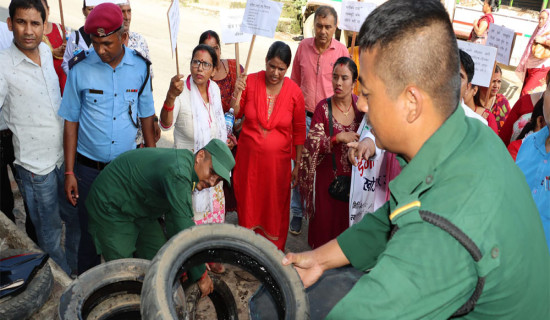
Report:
204,139,235,186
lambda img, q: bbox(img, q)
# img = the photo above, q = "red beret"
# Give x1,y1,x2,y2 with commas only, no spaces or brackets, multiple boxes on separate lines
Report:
84,3,123,37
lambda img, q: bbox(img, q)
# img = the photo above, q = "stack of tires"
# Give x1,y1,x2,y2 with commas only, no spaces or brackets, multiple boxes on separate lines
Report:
59,224,309,319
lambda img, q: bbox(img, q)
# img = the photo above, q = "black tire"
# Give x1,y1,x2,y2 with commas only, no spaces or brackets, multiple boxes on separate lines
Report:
0,249,53,320
140,224,309,319
184,276,239,320
59,258,149,320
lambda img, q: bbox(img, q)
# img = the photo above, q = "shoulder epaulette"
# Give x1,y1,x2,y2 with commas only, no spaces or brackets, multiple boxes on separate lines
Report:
133,49,151,66
68,50,87,70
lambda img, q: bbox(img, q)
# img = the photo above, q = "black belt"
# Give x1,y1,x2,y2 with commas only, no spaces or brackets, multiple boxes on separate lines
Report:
77,153,109,171
0,129,12,138
306,111,314,118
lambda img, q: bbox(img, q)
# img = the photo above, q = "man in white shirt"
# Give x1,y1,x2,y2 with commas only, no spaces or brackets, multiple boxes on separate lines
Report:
0,0,78,275
0,20,38,242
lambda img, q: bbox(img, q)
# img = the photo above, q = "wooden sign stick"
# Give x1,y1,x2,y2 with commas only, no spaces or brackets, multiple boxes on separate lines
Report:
175,45,180,75
235,43,241,78
58,0,66,42
243,35,256,74
350,32,357,59
484,59,497,109
235,35,256,102
351,0,360,58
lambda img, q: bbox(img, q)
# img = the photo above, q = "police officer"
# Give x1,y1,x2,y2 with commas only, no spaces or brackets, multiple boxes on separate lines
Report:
58,2,156,274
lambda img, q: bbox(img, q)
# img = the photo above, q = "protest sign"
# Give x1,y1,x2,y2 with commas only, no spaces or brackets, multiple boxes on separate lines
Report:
486,23,515,65
167,0,180,73
457,40,497,88
240,0,283,39
339,1,377,33
221,9,253,44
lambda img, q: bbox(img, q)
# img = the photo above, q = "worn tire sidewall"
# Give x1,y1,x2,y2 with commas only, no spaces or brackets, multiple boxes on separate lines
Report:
59,258,150,319
141,224,308,319
0,249,53,320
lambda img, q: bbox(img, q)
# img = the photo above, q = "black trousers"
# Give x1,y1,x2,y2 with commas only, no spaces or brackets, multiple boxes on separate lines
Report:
0,129,37,243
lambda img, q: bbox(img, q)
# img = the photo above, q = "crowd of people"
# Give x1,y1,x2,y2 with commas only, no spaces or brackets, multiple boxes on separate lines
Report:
0,0,548,317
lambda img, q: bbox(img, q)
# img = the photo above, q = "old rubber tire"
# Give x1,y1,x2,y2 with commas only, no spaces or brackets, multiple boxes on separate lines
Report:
59,258,149,320
141,224,309,319
86,294,141,320
0,249,53,320
184,276,238,320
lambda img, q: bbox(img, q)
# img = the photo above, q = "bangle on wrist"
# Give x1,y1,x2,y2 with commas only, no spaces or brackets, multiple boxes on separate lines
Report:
200,270,208,281
154,115,159,122
65,171,74,175
163,102,175,112
330,136,338,145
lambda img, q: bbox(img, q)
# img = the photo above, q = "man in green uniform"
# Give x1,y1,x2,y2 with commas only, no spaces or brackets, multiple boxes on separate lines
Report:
283,0,550,318
86,139,234,296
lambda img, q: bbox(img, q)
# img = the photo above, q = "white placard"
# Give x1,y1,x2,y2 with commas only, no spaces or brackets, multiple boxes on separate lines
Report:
240,0,283,38
457,40,497,87
486,23,515,65
339,1,377,33
84,0,127,6
220,9,253,44
167,0,180,56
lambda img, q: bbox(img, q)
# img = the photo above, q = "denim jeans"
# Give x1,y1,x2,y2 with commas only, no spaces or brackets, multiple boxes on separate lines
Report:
14,163,80,275
290,115,312,218
75,162,102,274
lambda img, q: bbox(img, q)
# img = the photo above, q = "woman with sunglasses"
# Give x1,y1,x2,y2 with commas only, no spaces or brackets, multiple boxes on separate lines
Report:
160,44,233,244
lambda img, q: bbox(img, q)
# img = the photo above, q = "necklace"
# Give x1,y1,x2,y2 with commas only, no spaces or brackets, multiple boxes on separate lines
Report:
334,100,352,116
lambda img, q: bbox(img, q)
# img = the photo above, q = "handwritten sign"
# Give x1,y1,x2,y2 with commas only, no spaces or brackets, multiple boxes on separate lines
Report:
84,0,127,6
486,23,515,65
220,9,253,44
457,40,497,87
240,0,283,38
339,1,377,33
167,0,180,56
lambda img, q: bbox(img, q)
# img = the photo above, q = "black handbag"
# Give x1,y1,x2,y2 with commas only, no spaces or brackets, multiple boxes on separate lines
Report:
327,98,351,202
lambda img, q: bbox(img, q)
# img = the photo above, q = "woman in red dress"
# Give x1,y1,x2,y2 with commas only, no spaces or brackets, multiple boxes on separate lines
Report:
298,57,362,249
231,41,306,250
468,0,496,45
41,0,66,94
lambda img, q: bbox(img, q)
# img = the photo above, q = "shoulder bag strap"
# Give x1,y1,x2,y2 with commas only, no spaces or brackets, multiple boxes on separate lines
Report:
327,98,337,174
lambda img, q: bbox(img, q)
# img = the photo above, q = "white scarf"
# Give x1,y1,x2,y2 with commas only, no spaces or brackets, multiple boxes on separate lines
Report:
188,77,227,215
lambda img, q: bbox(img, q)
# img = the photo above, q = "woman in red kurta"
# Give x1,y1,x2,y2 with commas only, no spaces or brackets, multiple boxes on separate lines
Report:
231,42,306,250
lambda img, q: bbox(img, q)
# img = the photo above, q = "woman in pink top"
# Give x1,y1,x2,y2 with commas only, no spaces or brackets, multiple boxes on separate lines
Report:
517,9,550,96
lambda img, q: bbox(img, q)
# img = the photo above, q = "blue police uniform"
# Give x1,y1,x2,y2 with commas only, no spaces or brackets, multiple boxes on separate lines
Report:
59,46,154,163
58,45,154,274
